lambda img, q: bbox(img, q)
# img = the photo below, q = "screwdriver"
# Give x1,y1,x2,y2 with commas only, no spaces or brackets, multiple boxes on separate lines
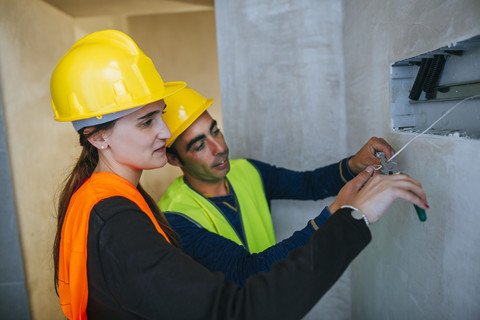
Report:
375,152,426,222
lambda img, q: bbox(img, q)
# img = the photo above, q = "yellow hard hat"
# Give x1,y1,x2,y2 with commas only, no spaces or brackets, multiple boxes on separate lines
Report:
163,87,214,147
51,29,186,126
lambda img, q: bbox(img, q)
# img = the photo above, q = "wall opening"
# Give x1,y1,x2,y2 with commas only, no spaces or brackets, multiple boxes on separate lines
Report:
390,35,480,139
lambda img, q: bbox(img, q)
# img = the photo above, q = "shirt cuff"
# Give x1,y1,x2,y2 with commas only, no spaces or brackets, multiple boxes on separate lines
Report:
339,156,356,183
310,206,332,231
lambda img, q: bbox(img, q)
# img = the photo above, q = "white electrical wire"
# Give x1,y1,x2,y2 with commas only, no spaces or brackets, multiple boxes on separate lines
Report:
389,94,480,162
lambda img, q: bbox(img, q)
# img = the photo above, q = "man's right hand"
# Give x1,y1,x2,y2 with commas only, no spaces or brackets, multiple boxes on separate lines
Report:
329,166,428,224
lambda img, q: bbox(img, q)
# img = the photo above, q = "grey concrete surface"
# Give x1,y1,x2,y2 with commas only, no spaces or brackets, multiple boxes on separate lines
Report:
0,81,30,319
216,0,480,319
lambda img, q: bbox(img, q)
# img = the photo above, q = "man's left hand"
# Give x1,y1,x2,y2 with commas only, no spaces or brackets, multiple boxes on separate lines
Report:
348,137,395,175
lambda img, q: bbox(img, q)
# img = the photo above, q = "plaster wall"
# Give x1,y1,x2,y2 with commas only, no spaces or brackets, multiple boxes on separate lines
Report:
0,0,76,318
215,1,350,319
216,0,480,319
127,10,222,201
343,1,480,319
0,0,219,318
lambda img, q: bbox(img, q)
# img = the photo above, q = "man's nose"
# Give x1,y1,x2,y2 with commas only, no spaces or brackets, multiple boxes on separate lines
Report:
209,137,225,154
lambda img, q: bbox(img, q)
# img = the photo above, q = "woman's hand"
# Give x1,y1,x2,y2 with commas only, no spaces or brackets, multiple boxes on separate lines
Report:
329,166,428,224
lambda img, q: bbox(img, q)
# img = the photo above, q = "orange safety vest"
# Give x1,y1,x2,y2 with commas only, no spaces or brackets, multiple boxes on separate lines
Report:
58,172,170,320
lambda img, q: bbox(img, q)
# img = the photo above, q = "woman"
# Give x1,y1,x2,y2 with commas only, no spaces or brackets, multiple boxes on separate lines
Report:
52,30,428,320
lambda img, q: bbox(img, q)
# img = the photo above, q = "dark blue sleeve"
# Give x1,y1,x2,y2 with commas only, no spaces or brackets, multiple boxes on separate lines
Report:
247,157,355,202
166,207,331,287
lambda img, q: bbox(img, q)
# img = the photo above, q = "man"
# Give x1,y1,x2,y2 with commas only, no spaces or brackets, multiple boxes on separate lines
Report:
159,87,394,286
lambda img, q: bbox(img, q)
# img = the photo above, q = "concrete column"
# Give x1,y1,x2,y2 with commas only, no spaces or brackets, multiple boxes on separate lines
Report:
215,1,350,319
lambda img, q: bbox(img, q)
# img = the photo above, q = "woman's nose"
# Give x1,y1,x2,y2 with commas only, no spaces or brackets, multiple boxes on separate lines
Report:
158,119,172,141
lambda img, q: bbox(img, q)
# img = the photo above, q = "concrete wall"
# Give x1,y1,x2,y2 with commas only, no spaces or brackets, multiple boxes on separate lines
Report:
3,0,479,318
216,0,480,319
0,0,219,318
343,1,480,319
0,59,30,319
215,1,350,319
0,0,76,318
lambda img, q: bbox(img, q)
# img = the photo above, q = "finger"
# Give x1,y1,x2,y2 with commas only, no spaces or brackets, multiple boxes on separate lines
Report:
386,173,424,189
371,137,395,160
393,187,429,210
350,166,375,190
383,175,428,205
372,167,383,175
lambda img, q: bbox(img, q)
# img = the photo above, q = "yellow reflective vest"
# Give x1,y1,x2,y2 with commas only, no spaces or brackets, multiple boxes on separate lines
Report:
159,159,275,253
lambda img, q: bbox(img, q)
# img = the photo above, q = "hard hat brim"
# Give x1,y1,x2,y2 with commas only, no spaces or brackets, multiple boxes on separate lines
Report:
54,81,186,123
162,81,187,101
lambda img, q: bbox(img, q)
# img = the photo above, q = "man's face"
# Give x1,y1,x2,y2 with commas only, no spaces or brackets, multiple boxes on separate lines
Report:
171,111,230,184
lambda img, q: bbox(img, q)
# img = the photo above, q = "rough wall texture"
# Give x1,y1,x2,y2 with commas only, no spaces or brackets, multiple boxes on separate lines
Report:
0,48,30,320
343,1,480,319
216,0,480,319
127,10,222,201
0,0,75,318
215,1,350,319
0,1,220,318
3,0,479,318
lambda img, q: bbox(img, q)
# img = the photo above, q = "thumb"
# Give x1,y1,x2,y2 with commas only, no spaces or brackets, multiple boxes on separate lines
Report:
350,166,374,190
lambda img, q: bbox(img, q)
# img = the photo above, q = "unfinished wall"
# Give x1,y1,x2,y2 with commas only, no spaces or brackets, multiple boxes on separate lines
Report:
343,1,480,319
215,1,350,319
0,49,30,320
127,9,222,201
1,1,219,318
4,0,478,319
0,0,76,318
216,0,480,319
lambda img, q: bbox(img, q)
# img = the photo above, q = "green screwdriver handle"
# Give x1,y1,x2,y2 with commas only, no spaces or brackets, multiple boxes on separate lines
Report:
414,205,427,222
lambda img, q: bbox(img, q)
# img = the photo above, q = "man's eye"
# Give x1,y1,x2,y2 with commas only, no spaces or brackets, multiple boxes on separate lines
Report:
212,128,220,136
195,142,205,151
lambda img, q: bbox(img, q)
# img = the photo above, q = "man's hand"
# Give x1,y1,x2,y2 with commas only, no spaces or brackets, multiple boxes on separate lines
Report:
348,137,395,175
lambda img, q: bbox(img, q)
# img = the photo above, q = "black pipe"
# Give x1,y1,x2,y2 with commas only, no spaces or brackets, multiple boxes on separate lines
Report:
424,55,446,100
409,58,432,101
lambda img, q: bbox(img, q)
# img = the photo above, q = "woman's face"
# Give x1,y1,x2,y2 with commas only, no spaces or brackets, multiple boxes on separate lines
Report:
103,100,172,171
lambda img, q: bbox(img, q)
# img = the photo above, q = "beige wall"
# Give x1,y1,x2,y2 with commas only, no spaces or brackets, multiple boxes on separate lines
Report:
0,0,220,318
128,10,222,200
0,0,75,318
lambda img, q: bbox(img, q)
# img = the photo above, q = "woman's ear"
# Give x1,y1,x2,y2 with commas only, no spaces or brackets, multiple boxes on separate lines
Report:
84,127,108,150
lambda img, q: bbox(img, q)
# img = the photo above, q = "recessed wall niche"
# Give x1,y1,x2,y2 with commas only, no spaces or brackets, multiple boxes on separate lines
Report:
390,35,480,139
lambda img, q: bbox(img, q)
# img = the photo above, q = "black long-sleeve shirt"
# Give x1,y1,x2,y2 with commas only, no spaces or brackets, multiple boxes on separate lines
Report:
86,196,370,319
165,158,355,286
